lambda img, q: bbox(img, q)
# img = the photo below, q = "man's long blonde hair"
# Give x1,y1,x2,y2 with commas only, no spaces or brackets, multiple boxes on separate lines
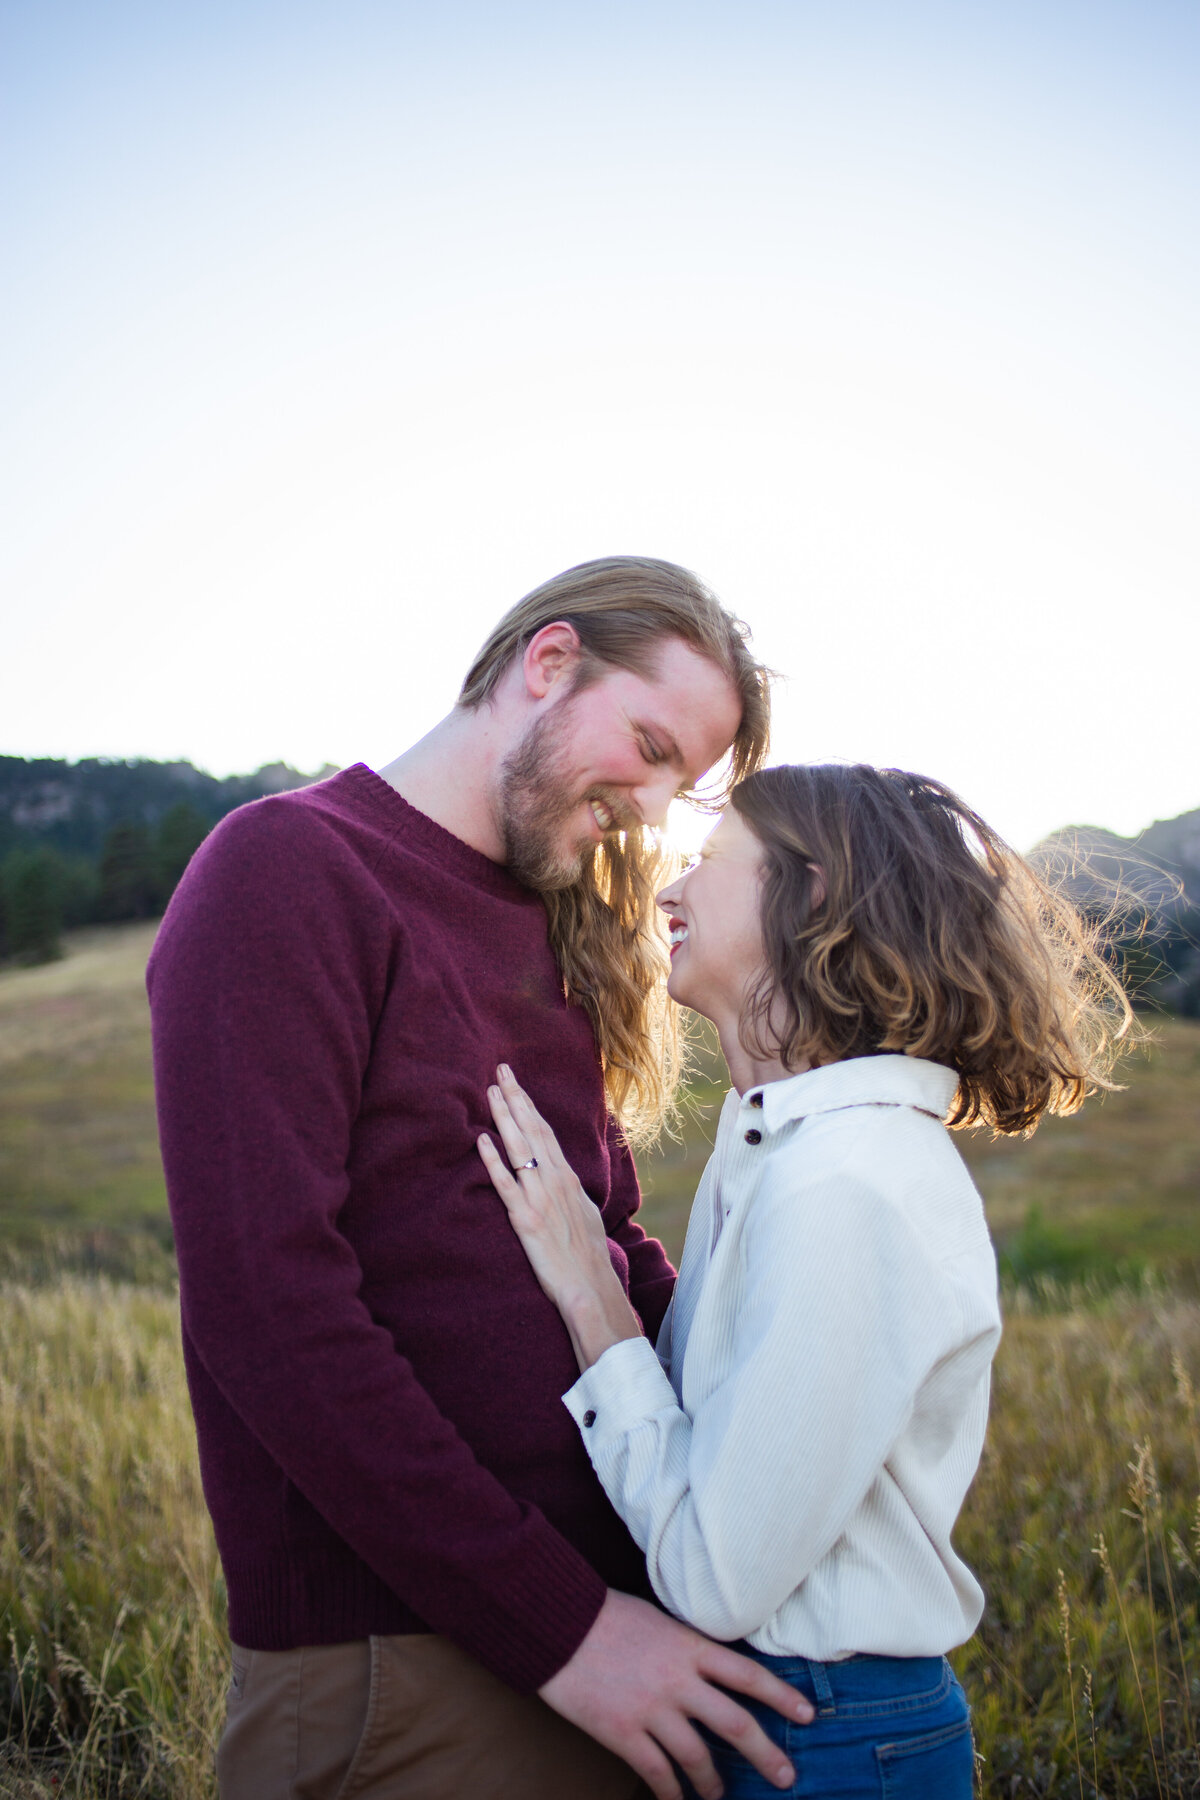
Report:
460,556,771,1141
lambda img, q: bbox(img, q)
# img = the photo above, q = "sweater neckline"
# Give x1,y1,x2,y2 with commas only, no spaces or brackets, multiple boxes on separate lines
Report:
339,763,540,902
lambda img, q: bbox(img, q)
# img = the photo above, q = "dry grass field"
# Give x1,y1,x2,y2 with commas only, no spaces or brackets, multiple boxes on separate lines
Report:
2,926,1200,1796
0,925,170,1277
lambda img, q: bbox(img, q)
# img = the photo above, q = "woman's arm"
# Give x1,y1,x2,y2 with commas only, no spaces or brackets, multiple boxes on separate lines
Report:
564,1174,977,1642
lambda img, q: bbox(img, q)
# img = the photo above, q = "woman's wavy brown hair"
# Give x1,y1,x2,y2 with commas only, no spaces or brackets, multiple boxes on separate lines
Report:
460,555,772,1141
731,763,1135,1135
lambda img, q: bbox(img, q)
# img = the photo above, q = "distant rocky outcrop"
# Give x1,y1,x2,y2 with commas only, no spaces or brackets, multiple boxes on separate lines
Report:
1032,808,1200,1015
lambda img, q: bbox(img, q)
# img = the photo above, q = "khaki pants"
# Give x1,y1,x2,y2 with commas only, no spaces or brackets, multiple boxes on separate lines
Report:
216,1633,649,1800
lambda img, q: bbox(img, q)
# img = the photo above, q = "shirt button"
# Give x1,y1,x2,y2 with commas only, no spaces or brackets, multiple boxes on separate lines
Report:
749,1092,763,1107
744,1128,762,1145
582,1410,597,1427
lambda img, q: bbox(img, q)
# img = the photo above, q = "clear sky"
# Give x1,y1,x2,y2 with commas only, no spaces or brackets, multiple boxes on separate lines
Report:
3,1,1197,852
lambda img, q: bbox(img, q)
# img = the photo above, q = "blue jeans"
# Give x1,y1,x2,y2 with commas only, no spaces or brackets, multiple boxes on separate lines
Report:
692,1651,974,1799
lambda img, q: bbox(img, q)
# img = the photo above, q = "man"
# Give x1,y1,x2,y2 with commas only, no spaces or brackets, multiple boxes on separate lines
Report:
149,556,810,1800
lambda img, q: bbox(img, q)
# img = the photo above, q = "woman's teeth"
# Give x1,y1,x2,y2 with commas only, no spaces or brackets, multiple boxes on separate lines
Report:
669,925,688,947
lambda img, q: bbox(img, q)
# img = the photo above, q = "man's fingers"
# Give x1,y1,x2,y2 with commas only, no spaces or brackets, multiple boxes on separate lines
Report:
625,1740,687,1800
705,1646,815,1725
684,1686,794,1789
643,1716,722,1800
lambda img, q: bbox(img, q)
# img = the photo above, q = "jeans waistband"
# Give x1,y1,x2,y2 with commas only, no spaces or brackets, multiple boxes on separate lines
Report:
739,1650,953,1720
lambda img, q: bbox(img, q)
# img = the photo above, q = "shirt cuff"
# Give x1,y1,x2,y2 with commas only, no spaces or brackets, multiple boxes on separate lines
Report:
563,1334,680,1454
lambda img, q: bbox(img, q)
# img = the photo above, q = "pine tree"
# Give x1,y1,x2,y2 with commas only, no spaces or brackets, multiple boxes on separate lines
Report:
97,821,158,920
155,803,209,903
1,848,64,963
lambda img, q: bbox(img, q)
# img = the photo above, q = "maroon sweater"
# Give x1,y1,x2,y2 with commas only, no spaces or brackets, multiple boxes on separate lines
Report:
147,764,676,1692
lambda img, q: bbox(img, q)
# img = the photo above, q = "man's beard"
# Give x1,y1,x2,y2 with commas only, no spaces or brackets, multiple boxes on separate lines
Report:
497,704,626,892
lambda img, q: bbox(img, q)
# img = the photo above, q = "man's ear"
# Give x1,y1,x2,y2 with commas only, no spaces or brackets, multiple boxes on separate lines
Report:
522,622,583,700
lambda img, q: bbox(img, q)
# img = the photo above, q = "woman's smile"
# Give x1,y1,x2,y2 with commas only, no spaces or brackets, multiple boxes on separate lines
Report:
656,808,767,1027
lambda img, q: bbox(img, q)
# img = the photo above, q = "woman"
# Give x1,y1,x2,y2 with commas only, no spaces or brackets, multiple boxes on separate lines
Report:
477,764,1132,1799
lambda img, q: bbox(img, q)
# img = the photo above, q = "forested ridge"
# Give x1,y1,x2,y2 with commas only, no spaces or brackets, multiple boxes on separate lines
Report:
1,754,1197,1010
0,754,335,960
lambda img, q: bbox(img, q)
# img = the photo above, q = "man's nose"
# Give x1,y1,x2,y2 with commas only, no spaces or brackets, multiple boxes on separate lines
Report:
631,771,677,831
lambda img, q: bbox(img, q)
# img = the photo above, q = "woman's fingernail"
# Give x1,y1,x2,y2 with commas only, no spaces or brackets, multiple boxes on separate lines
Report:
499,1063,512,1079
775,1764,795,1787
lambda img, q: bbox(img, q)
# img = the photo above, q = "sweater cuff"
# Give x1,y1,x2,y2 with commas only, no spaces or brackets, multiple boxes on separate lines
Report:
563,1335,679,1457
465,1523,610,1693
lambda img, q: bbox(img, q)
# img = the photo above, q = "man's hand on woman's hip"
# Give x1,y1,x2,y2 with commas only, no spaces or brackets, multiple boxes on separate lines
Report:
539,1589,812,1800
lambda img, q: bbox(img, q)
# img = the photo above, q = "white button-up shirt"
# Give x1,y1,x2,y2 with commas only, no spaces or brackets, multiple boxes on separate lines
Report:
564,1055,1002,1660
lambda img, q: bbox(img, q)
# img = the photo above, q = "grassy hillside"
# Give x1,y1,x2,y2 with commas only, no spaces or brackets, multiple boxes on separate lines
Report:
2,925,1200,1794
3,923,1199,1288
639,1015,1200,1286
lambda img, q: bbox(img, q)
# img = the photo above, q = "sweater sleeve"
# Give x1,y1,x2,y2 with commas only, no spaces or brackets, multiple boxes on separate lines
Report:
148,799,606,1691
602,1116,677,1343
562,1174,967,1642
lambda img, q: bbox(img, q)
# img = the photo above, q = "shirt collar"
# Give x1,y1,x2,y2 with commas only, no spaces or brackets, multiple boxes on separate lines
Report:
740,1055,959,1133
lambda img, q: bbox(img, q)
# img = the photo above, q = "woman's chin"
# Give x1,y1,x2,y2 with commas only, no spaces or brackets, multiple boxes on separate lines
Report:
667,967,712,1023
